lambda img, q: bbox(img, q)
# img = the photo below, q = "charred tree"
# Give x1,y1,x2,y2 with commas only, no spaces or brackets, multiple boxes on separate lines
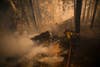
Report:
90,0,99,28
74,0,83,33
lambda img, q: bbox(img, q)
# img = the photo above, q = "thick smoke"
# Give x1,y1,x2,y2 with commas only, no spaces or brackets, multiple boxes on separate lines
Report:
0,32,33,57
0,32,66,66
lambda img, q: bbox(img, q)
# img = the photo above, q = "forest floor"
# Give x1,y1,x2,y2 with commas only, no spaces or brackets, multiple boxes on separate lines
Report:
71,23,100,67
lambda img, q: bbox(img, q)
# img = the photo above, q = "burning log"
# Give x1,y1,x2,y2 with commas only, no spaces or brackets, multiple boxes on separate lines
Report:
31,31,51,43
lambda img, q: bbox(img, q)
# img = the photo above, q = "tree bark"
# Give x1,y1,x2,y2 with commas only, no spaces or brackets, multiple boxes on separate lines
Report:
86,0,92,23
82,0,87,23
74,0,83,33
89,0,94,22
90,0,99,28
29,0,36,25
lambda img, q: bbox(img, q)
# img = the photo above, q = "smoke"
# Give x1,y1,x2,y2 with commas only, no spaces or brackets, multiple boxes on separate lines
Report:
0,31,66,66
0,32,33,57
18,40,65,66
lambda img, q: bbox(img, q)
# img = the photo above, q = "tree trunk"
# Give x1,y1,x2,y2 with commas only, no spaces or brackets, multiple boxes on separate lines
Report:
82,0,87,23
89,0,94,22
74,0,83,33
90,0,99,28
29,0,36,25
86,0,92,23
